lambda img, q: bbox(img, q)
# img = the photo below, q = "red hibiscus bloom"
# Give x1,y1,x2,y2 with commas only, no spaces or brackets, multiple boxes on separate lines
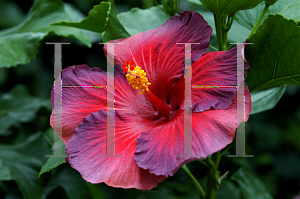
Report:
50,11,251,189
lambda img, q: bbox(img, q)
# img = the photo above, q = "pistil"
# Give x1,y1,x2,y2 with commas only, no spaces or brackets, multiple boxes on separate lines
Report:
122,61,172,119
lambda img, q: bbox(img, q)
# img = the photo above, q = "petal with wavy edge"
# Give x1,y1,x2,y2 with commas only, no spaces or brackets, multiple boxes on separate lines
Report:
169,46,244,112
134,85,251,177
50,65,107,144
104,11,212,104
66,109,165,189
50,65,159,144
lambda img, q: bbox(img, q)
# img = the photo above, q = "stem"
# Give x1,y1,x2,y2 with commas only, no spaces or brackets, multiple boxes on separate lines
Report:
182,164,206,199
198,159,210,167
222,15,228,51
214,14,225,51
205,152,221,199
247,4,270,39
215,12,237,51
225,12,236,31
222,30,228,51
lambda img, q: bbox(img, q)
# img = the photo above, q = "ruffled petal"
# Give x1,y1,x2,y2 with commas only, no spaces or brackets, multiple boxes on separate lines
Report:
134,111,185,177
135,85,251,177
105,11,212,104
65,109,165,189
168,46,243,112
50,65,159,144
50,65,108,144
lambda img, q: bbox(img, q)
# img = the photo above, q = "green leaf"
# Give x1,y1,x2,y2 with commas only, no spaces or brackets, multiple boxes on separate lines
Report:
51,2,110,33
52,1,130,43
245,14,300,91
0,133,51,199
231,168,273,199
265,0,278,6
138,190,175,199
0,0,91,68
43,164,91,199
184,0,202,5
0,85,51,130
38,140,67,177
199,0,264,15
117,6,170,36
101,3,131,42
250,85,287,114
63,3,102,43
235,0,300,31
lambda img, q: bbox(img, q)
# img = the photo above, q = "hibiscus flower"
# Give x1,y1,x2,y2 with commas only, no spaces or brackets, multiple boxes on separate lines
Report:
50,11,251,190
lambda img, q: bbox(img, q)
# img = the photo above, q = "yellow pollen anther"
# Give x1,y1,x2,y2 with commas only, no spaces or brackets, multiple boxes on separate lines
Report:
122,61,151,95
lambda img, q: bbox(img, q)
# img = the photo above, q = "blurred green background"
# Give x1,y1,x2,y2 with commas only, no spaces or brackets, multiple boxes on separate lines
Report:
0,0,299,199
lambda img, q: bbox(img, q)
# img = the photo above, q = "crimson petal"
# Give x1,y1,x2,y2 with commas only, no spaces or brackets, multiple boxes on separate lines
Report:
135,85,251,177
104,11,212,104
50,64,160,144
50,65,108,144
169,46,243,112
66,109,165,189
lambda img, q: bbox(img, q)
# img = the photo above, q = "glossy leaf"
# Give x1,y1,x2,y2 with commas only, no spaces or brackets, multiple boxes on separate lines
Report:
245,14,300,92
199,0,263,15
250,85,287,114
101,3,130,42
265,0,278,6
231,168,273,199
235,0,300,31
51,2,110,33
63,3,102,43
38,140,67,177
0,85,51,130
0,133,50,199
117,6,170,35
52,2,130,43
0,0,91,68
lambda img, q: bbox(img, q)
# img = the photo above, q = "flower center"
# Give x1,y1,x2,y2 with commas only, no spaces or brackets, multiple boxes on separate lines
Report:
122,61,151,95
122,61,172,119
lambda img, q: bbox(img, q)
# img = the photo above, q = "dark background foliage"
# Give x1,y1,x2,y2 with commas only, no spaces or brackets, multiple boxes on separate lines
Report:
0,0,299,199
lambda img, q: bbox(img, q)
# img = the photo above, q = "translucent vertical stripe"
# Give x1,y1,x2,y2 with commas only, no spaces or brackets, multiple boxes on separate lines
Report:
46,42,70,157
